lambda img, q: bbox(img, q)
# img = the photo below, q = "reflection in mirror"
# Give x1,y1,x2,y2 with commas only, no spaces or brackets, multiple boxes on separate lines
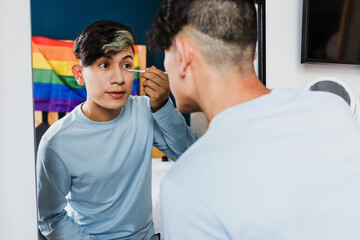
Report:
31,1,199,239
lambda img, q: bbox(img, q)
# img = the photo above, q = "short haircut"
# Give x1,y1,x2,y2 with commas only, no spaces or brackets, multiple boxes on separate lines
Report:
148,0,257,66
73,20,136,67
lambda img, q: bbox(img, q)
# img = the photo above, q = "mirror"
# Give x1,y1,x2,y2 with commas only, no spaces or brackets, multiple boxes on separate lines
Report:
31,0,265,239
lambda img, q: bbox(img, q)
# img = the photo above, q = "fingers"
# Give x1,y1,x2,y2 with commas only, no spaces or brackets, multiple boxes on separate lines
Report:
143,80,169,112
140,66,168,85
143,78,162,92
141,66,169,94
143,85,158,99
143,78,169,100
147,66,168,78
141,66,170,112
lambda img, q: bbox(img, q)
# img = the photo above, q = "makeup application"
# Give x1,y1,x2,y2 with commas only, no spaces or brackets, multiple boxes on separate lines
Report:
127,69,145,73
127,69,167,74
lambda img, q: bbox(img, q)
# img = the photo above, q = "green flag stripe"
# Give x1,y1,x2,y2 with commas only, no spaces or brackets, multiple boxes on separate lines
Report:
32,68,84,89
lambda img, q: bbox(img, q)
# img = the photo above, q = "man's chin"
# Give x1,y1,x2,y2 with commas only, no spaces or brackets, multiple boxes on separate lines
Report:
105,100,127,111
177,102,201,114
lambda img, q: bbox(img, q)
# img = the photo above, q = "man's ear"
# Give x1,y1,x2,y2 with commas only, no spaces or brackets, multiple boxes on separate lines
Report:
174,38,192,78
71,64,85,86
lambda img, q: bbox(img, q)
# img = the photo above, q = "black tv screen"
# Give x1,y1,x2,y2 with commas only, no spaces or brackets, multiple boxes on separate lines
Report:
301,0,360,65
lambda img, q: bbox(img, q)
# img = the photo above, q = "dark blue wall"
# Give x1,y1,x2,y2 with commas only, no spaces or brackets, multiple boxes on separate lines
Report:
31,0,165,70
30,0,189,124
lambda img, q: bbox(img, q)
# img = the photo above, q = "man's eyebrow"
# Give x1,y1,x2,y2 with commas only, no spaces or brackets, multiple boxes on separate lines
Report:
98,56,111,60
123,55,133,60
97,55,133,62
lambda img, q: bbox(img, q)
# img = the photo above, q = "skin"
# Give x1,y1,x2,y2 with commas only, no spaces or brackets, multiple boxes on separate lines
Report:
72,47,170,122
141,66,170,112
164,32,270,122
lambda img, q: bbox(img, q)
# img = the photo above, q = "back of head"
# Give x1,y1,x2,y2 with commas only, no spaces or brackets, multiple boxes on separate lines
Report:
73,20,136,67
148,0,257,68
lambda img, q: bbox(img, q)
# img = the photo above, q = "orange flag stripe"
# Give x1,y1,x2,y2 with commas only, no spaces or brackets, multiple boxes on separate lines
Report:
32,42,78,62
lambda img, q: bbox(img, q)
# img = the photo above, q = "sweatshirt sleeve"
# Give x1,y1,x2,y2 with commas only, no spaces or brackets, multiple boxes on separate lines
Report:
36,139,96,240
151,99,198,160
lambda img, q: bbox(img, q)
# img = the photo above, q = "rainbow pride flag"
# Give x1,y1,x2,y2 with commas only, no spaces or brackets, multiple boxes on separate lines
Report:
32,36,145,112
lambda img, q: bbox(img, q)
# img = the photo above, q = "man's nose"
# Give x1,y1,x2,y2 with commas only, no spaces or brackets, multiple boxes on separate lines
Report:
110,66,125,84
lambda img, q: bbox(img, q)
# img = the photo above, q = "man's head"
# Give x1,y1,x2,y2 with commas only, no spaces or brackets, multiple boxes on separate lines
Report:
73,20,136,66
72,20,137,118
148,0,256,65
148,0,257,113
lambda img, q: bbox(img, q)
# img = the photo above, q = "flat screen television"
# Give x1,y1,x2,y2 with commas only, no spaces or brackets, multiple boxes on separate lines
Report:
301,0,360,65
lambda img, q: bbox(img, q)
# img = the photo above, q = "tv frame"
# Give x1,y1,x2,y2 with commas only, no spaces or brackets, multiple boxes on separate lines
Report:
301,0,360,65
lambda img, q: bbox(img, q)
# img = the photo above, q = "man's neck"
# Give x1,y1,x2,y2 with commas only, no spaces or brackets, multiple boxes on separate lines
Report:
81,101,121,122
197,70,271,122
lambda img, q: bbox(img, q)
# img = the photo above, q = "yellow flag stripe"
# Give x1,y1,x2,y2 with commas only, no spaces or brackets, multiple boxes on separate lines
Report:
134,53,140,68
32,52,78,76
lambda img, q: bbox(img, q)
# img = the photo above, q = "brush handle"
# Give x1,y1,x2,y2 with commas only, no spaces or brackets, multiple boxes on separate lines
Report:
127,69,145,73
128,69,167,74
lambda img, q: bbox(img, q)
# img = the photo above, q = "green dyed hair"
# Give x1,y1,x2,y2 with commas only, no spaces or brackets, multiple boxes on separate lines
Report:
102,30,135,55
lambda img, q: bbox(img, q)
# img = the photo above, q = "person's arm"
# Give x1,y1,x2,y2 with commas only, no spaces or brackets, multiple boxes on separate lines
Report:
161,179,224,239
141,66,197,160
37,139,96,240
151,99,197,160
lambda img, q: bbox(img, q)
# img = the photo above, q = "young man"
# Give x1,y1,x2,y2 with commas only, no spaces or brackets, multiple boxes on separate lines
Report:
148,0,360,239
36,20,197,240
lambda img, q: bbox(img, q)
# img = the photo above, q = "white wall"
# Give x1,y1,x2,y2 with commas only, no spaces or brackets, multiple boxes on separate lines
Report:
0,0,38,239
266,0,360,93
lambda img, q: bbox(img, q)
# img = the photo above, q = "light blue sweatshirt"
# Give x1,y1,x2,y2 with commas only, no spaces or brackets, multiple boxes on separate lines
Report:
36,96,197,240
161,89,360,240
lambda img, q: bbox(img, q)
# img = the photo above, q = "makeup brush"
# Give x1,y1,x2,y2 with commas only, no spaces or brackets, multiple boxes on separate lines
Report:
128,69,167,74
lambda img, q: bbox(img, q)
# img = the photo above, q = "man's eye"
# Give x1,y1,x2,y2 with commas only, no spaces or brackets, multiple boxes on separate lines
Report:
122,63,133,69
99,62,109,68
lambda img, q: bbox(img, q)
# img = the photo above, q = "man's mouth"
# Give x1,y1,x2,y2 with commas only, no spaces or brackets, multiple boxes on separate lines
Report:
107,91,125,99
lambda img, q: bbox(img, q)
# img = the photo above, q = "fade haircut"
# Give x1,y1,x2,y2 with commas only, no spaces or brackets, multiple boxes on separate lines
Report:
148,0,257,66
73,20,136,67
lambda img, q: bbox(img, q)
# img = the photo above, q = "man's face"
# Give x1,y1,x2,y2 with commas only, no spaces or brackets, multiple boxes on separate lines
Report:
81,47,134,114
164,45,181,104
164,44,201,113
